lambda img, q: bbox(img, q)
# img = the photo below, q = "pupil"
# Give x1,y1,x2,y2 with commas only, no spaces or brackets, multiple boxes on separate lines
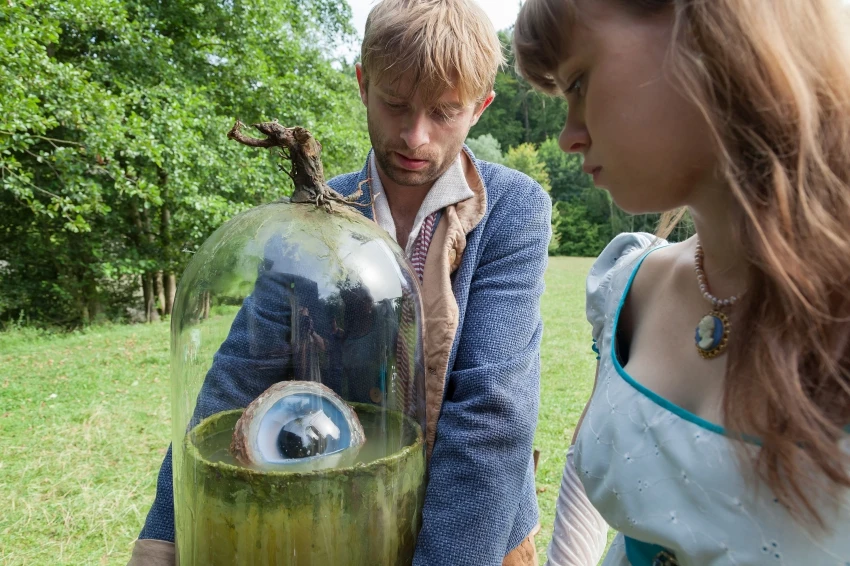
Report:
277,412,334,459
278,428,314,458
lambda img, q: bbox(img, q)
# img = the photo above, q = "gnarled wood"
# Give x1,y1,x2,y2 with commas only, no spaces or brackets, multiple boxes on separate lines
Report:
227,120,369,211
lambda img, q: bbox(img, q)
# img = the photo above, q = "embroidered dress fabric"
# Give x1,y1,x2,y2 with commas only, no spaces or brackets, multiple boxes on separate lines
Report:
574,232,850,566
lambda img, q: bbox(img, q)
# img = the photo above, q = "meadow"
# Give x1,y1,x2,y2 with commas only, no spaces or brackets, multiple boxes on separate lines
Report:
0,256,603,565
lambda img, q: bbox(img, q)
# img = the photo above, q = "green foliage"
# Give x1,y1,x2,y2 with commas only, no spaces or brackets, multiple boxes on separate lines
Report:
468,31,569,149
503,143,551,193
549,201,606,257
0,8,698,327
537,137,595,202
0,0,370,327
464,133,504,164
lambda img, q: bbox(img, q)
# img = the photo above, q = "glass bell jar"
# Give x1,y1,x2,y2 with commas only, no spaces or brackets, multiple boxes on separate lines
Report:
169,121,426,566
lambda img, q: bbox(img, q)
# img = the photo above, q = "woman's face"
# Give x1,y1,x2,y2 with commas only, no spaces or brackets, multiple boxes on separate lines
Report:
555,0,720,214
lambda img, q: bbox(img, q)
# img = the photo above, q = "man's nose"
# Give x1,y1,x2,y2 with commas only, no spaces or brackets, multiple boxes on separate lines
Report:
400,114,430,149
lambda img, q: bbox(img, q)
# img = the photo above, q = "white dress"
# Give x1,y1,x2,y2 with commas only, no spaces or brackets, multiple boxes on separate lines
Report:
574,232,850,566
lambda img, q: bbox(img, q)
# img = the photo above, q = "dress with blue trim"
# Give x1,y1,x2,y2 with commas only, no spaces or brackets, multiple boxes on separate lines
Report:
576,232,850,566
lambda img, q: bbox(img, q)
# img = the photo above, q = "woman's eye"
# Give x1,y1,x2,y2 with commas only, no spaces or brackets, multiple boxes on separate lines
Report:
565,75,584,97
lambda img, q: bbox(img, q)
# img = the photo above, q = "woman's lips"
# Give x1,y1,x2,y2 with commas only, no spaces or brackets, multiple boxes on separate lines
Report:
591,166,602,183
582,165,603,184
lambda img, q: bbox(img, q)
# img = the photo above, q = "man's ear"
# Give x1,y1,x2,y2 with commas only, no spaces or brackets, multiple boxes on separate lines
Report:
470,90,496,127
355,63,368,106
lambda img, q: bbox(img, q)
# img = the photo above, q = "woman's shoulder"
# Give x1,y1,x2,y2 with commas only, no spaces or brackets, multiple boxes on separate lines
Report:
590,232,661,276
587,233,667,300
586,232,668,338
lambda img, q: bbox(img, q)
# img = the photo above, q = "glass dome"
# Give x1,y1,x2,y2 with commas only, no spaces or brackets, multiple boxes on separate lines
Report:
170,198,426,565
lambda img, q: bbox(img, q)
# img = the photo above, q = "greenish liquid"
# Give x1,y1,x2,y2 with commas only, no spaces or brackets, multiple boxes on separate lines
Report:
176,405,426,566
197,405,419,473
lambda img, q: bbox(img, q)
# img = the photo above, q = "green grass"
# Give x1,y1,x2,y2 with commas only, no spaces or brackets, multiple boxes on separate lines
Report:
0,256,601,565
534,256,604,561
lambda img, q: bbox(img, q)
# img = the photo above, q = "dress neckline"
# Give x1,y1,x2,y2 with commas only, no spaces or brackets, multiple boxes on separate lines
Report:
608,244,735,440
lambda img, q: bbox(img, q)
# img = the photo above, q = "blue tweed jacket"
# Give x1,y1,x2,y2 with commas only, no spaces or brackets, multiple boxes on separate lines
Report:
138,148,551,565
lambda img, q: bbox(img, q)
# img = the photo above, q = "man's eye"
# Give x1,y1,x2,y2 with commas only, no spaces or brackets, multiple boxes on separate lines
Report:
386,102,405,110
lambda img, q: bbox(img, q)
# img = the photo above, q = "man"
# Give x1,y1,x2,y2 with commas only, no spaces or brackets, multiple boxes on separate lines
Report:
129,0,551,564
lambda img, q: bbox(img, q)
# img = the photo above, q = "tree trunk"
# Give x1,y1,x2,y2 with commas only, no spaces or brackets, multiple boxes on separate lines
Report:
159,198,175,315
523,91,531,143
128,202,152,322
142,272,157,323
87,295,103,323
157,172,174,315
164,272,176,315
138,207,161,322
155,271,166,316
201,290,211,320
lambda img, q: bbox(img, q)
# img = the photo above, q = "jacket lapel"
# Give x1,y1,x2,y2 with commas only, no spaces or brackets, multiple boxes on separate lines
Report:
420,148,487,458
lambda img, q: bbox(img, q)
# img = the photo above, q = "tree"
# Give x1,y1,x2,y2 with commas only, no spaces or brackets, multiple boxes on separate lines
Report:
0,0,371,328
537,137,594,202
536,137,693,250
549,201,606,257
468,31,569,150
503,143,551,192
465,134,504,164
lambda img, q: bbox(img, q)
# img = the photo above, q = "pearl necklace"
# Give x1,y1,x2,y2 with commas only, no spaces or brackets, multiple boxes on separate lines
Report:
693,241,739,359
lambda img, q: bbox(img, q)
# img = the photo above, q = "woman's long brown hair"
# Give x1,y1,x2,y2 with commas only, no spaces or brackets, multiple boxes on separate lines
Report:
515,0,850,528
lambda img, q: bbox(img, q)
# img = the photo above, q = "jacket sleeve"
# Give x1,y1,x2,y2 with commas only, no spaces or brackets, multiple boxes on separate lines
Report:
135,252,300,548
412,176,551,566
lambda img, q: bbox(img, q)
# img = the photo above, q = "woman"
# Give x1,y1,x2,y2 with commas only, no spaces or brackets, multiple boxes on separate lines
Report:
513,0,850,564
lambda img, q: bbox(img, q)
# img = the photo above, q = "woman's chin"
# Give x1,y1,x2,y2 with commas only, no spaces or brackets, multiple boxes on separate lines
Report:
609,190,672,217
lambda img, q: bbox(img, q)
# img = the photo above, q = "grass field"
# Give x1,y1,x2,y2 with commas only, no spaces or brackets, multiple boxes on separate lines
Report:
0,256,600,565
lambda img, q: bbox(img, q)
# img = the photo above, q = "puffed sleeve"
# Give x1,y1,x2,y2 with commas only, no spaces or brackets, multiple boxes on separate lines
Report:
586,232,661,356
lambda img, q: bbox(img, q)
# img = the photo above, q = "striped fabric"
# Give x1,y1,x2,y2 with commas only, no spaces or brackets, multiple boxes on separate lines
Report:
410,211,437,282
393,210,437,417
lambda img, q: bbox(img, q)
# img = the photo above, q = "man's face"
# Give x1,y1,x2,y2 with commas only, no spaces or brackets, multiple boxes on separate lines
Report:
356,64,494,190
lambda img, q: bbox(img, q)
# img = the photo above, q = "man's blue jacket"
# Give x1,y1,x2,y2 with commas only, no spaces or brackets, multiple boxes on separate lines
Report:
137,147,551,565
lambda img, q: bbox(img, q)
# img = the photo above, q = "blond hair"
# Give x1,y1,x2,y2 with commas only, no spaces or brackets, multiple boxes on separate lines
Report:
516,0,850,529
360,0,504,108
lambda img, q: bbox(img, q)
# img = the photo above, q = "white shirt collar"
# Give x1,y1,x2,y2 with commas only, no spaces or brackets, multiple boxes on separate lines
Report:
369,152,474,256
